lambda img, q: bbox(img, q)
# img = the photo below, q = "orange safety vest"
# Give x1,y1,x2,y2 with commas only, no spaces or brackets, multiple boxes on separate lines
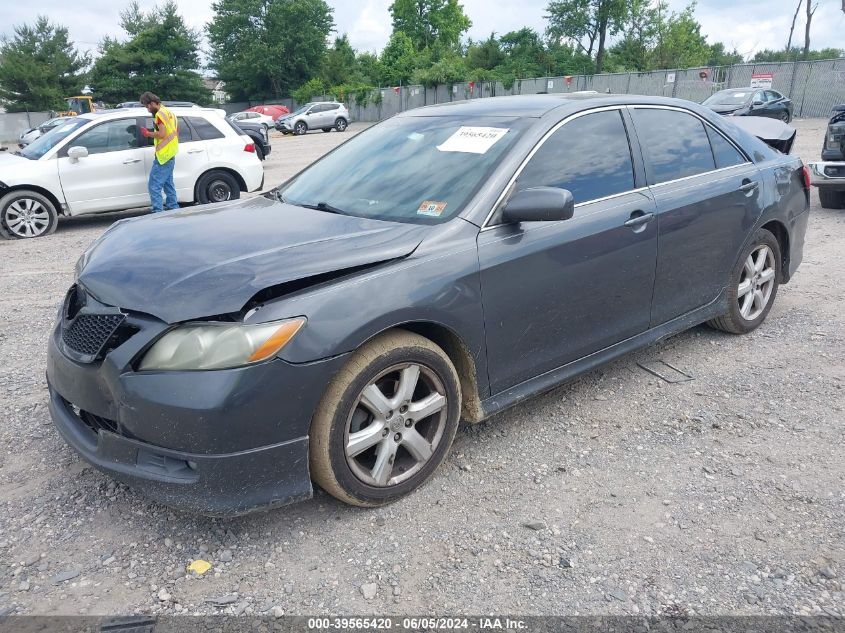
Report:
153,105,179,164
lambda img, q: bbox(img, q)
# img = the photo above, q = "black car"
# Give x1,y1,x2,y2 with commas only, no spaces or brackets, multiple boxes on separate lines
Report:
47,95,810,515
230,119,272,160
808,104,845,208
703,88,793,123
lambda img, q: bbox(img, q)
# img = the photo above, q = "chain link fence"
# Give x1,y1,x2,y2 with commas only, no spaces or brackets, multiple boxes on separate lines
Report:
311,58,845,123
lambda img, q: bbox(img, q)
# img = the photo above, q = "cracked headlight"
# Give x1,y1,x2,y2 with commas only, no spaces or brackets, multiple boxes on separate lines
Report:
139,317,305,371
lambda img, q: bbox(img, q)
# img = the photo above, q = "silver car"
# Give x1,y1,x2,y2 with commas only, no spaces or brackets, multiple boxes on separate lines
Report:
276,102,350,135
18,117,72,147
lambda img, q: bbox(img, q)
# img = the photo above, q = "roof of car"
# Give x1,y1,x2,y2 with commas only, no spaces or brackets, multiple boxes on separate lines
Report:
77,107,222,121
396,94,699,118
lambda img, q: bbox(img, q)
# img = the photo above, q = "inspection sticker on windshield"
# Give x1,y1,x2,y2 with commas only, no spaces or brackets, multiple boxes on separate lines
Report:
417,201,448,217
437,127,509,154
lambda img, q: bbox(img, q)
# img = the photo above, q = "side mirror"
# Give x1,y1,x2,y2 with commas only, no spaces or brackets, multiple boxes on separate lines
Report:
502,187,575,223
67,146,89,162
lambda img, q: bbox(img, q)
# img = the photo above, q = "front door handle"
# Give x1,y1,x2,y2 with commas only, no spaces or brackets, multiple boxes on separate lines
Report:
624,211,655,228
123,158,141,164
187,148,204,154
739,179,759,194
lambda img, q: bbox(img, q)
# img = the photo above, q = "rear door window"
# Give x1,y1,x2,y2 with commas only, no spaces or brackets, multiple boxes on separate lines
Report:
187,116,225,140
514,109,635,204
706,126,747,169
632,109,716,184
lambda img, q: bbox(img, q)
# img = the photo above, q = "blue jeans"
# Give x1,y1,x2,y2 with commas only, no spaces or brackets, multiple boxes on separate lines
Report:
149,158,178,212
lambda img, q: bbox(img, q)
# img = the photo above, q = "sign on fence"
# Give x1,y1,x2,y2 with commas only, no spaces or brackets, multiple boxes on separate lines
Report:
750,73,774,89
666,72,676,83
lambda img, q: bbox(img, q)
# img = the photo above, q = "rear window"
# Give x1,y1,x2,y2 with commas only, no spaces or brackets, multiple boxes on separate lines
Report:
189,116,225,140
633,109,716,184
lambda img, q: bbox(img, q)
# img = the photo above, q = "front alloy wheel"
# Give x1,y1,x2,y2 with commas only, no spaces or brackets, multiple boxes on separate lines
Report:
0,190,58,239
294,121,307,136
310,330,461,506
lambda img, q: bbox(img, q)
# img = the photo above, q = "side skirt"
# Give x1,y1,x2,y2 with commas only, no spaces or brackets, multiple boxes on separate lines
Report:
477,290,728,422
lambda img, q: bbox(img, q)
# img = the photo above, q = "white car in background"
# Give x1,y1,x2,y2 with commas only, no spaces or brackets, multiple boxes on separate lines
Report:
19,116,74,147
0,107,264,239
227,111,275,128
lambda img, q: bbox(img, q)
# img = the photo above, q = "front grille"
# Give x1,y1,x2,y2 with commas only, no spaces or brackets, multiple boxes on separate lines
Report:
65,399,120,435
62,313,125,357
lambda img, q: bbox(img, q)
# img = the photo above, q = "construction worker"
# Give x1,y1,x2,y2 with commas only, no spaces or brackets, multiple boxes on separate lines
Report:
139,92,179,212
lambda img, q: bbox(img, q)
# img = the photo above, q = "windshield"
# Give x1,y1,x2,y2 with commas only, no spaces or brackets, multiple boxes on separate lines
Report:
290,104,313,116
20,118,88,160
279,115,530,224
704,91,752,106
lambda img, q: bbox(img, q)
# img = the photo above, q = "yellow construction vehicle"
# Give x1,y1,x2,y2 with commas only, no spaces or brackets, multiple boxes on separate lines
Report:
56,96,95,117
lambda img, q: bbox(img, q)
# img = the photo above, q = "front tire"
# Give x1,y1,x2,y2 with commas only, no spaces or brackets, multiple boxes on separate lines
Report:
708,228,781,334
196,170,241,205
0,190,58,239
310,330,462,507
818,188,845,209
294,121,307,136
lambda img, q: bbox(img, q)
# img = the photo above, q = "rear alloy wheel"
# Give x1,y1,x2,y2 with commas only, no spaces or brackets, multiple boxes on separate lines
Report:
335,118,348,132
294,121,307,136
779,111,791,123
818,188,845,209
196,170,241,205
0,190,58,239
310,330,461,507
708,228,781,334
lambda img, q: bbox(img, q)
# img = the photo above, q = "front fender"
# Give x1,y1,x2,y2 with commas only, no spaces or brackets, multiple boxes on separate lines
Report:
245,221,490,397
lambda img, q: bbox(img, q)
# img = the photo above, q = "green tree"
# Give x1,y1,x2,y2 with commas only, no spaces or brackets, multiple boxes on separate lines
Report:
379,31,419,85
389,0,471,52
208,0,334,101
88,1,209,104
498,28,547,78
706,42,744,67
414,55,467,88
292,77,326,104
752,46,843,62
321,35,358,87
604,0,658,71
545,0,628,73
0,16,89,112
355,52,383,86
466,34,504,71
654,4,709,69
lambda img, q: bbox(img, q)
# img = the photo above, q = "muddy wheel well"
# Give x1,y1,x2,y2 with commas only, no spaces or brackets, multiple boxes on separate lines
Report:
397,323,485,424
761,220,790,281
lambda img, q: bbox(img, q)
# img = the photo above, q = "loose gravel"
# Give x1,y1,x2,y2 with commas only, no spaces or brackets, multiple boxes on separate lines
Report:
0,119,842,617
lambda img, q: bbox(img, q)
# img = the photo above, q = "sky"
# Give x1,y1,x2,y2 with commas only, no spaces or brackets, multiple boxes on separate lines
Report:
2,0,844,64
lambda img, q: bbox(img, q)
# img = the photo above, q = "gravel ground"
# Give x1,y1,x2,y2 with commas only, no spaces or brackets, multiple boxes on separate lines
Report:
0,118,842,618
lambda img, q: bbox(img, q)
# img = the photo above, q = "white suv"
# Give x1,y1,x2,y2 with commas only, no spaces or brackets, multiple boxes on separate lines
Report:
0,107,264,239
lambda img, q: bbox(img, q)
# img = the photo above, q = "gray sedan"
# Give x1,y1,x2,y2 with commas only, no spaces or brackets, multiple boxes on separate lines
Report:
47,95,810,515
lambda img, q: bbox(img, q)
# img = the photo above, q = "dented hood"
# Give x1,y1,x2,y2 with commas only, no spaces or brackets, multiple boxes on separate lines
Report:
78,195,426,323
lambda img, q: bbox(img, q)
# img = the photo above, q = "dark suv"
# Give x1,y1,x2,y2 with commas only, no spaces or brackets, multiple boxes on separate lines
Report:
808,104,845,208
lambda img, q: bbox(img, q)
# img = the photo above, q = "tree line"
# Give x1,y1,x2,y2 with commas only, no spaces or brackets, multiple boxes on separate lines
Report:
0,0,842,112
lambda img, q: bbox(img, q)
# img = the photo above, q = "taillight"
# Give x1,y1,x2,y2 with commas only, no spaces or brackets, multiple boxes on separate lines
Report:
244,143,255,153
802,165,811,189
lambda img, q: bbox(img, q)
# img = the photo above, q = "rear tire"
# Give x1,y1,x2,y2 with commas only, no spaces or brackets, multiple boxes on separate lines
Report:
0,189,58,239
335,118,348,132
779,110,791,123
707,228,781,334
196,170,241,205
310,330,461,507
818,188,845,209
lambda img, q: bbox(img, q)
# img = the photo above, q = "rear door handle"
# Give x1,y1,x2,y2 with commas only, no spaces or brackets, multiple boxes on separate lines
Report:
187,148,204,154
123,158,141,164
739,179,759,193
624,211,655,228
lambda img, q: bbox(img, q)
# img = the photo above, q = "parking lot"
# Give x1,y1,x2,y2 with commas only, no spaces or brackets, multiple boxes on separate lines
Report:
0,119,842,617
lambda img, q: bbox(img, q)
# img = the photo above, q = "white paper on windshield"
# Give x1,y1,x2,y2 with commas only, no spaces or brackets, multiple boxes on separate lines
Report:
437,127,509,154
731,92,748,97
